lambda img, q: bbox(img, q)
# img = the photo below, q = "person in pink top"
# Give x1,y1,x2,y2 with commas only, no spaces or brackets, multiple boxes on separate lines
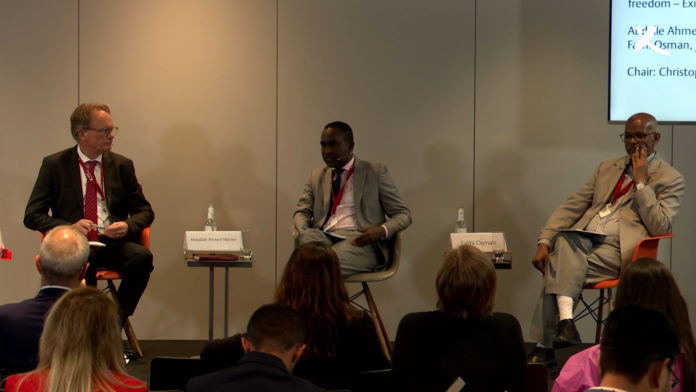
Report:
4,287,146,392
553,257,696,392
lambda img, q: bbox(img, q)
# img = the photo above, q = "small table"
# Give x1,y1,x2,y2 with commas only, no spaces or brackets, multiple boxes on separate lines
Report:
186,257,252,340
486,251,512,269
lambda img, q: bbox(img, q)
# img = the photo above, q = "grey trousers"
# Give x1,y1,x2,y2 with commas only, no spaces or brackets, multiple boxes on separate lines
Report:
299,228,379,276
530,231,621,347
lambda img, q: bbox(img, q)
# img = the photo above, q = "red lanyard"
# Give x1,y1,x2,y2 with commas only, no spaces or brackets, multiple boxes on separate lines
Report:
78,156,106,201
331,166,355,215
610,173,634,205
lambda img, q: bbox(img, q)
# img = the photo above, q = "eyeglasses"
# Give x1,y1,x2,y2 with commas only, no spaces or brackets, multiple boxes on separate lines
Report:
83,126,119,136
619,131,655,142
667,363,679,389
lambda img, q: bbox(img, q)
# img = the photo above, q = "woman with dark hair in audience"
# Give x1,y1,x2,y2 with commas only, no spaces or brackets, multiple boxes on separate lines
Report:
4,287,146,392
201,242,388,388
392,244,526,391
553,257,696,392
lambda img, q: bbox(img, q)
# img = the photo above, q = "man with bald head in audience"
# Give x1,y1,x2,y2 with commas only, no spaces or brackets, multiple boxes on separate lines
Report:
527,113,685,368
0,225,89,376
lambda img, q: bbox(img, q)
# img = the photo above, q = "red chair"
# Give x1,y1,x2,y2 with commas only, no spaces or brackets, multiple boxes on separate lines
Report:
39,227,150,358
574,233,673,343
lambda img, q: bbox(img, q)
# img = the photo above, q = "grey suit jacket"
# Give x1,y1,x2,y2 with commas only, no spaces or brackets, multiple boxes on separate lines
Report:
539,155,684,269
294,157,411,259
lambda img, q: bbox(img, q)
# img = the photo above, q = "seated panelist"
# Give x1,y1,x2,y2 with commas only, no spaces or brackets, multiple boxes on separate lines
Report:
24,102,154,321
293,121,411,276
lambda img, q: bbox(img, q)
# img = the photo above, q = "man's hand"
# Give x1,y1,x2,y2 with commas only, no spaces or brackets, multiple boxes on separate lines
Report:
72,219,96,236
104,222,129,239
353,226,386,247
632,143,649,184
531,243,550,274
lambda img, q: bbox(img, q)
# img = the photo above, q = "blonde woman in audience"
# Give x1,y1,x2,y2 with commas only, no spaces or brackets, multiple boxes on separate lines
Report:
392,244,526,391
4,287,146,392
553,257,696,392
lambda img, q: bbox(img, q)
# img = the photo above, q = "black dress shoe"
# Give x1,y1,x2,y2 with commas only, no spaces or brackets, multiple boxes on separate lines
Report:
527,346,557,369
553,319,582,348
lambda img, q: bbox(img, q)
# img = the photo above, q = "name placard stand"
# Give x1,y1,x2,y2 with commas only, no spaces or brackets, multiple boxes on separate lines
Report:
450,232,511,269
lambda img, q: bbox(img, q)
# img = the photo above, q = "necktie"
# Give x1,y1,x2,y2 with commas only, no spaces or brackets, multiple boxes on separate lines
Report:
84,160,99,241
332,168,344,197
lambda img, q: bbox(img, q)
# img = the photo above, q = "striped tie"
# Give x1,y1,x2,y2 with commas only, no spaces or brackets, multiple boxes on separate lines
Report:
84,160,99,241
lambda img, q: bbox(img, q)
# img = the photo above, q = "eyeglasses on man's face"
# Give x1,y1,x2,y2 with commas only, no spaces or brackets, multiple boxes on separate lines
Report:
84,126,119,136
619,131,655,142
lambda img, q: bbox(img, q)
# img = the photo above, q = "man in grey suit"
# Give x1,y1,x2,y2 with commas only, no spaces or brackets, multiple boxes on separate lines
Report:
294,121,411,276
527,113,685,368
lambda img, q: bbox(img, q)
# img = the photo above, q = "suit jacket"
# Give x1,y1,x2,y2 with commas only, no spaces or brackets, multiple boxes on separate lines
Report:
187,351,326,392
539,155,684,269
293,157,411,259
0,287,68,373
24,146,154,240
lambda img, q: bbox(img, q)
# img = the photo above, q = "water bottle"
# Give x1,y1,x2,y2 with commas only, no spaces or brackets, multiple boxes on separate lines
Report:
455,207,467,233
204,203,217,231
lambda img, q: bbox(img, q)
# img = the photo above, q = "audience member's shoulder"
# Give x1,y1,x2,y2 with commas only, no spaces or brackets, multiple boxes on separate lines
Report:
398,311,445,329
487,312,522,328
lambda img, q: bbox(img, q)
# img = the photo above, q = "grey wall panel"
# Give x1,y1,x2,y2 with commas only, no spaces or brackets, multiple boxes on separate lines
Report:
277,0,476,337
78,0,277,339
0,1,78,304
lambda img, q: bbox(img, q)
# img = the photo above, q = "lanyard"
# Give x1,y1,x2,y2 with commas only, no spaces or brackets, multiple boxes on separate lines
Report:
610,172,634,205
330,166,355,215
78,156,106,201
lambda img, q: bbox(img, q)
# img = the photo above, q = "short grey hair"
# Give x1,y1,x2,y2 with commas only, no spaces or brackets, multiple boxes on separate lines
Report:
40,226,89,280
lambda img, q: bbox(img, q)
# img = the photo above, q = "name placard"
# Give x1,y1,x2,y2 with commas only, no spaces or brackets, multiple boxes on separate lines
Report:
184,231,242,252
450,232,507,253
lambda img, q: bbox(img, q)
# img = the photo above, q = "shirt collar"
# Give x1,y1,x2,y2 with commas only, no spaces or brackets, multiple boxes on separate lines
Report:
77,145,103,164
340,155,355,171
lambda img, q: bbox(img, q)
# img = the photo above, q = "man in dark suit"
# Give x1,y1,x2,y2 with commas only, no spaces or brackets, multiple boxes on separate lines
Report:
294,121,411,276
24,102,154,320
187,304,326,392
0,225,88,376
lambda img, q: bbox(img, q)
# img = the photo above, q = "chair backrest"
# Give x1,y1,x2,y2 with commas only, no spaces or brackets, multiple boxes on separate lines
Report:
631,233,672,261
345,230,402,283
149,356,210,391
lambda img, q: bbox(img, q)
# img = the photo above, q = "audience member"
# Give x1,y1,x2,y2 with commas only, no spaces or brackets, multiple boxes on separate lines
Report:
392,244,526,391
200,242,388,389
24,102,154,321
294,121,411,276
188,304,325,392
553,258,696,392
584,305,680,392
4,287,147,392
528,113,685,368
0,226,89,376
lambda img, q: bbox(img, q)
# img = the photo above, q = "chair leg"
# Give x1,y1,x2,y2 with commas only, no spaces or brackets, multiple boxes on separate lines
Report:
362,282,392,362
123,318,144,357
104,279,143,358
595,289,605,345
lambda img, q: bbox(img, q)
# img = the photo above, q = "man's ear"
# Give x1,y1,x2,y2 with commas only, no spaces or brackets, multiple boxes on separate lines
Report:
292,344,306,363
241,336,253,353
648,358,670,389
35,255,42,274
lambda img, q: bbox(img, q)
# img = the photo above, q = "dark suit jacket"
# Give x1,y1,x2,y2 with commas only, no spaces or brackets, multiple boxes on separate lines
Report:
24,146,154,240
0,287,68,373
187,351,326,392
